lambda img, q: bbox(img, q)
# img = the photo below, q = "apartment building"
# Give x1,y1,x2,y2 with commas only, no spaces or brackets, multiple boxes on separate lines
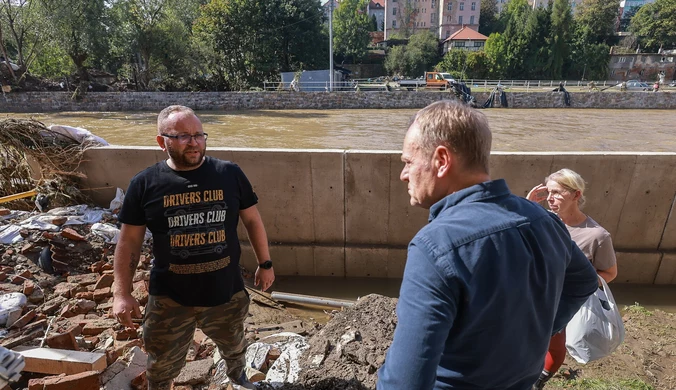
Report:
383,0,481,40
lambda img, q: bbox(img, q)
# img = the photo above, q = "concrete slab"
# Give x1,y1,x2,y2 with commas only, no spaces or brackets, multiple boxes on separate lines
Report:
345,152,392,245
550,154,636,239
386,155,429,246
386,248,408,279
489,153,554,198
269,246,314,276
654,253,676,285
313,247,345,277
658,197,676,251
614,251,662,284
345,247,388,278
81,147,163,207
231,150,315,243
310,152,345,243
615,155,676,250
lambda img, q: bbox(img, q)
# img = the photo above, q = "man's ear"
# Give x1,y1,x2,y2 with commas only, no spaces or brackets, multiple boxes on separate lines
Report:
434,145,452,178
156,135,167,151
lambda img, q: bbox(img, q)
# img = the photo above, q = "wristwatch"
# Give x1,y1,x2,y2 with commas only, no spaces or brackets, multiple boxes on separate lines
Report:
259,260,273,269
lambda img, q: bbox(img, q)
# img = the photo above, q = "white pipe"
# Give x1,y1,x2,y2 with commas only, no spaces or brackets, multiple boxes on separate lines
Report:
271,291,355,309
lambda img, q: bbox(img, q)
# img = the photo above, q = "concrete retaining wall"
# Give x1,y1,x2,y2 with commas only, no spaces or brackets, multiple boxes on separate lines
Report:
79,148,676,284
2,91,676,112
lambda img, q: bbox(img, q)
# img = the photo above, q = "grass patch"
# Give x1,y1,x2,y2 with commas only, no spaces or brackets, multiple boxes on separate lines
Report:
624,303,653,317
549,378,654,389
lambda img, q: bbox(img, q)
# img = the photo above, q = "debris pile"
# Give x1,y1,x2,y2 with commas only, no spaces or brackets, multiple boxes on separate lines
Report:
0,202,317,389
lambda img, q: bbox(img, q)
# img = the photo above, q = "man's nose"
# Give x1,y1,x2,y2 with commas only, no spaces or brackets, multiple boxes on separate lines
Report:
400,168,408,182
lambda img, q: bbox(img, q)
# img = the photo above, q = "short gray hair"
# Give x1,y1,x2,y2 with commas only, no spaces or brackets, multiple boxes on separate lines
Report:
410,100,492,173
157,105,195,134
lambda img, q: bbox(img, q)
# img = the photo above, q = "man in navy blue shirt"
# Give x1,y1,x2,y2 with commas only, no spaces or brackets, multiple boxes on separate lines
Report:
377,100,598,390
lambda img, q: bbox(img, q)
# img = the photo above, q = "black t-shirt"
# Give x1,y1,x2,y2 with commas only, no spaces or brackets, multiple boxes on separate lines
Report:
118,156,258,306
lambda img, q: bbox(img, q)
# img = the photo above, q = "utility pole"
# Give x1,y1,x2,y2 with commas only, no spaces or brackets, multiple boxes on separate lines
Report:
329,0,334,92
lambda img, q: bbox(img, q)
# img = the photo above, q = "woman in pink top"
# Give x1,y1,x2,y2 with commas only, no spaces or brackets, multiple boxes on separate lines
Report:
527,168,618,389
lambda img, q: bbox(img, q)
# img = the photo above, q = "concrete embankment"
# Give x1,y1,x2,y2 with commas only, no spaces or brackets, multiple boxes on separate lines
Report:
79,148,676,284
2,91,676,111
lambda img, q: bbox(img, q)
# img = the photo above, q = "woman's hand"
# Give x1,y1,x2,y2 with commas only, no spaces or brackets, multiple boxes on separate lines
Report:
527,184,548,203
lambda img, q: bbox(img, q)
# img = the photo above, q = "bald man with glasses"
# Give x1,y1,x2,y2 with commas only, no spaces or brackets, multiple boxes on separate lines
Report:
113,105,274,390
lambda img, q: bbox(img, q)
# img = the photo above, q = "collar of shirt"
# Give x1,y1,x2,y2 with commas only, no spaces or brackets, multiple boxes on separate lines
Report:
428,179,511,223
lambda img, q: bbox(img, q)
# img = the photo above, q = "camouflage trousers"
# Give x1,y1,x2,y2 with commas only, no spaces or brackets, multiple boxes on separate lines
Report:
143,290,250,389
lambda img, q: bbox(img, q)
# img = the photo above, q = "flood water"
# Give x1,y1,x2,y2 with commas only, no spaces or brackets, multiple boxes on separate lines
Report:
5,108,676,151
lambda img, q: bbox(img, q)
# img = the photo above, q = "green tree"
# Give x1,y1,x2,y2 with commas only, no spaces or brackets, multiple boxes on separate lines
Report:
436,49,468,78
479,0,500,36
405,31,440,76
195,0,326,90
523,5,551,79
333,0,371,62
547,0,572,78
384,45,409,75
0,0,47,80
574,0,620,44
630,0,676,51
394,0,418,38
484,32,508,78
500,0,531,77
38,0,109,91
370,14,378,31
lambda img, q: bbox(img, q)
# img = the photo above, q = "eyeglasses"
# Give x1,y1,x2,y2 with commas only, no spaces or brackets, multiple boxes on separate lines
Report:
161,133,208,144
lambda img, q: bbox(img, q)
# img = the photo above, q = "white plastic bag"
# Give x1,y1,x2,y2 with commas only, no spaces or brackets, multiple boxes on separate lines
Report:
565,277,625,364
109,188,125,212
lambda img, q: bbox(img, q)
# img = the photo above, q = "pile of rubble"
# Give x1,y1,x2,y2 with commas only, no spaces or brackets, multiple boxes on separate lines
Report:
0,204,326,390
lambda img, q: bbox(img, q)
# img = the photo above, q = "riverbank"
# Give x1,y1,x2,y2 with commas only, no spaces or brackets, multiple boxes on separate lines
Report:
2,90,676,112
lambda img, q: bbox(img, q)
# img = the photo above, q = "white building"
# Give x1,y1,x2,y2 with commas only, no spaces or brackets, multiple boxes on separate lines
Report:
383,0,481,40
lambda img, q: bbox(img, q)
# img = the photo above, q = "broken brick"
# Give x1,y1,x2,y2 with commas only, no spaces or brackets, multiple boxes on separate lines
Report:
67,273,98,286
94,287,112,302
131,284,148,306
0,272,6,282
130,371,147,390
11,269,32,284
51,216,68,226
41,231,55,240
45,325,81,350
75,291,94,300
53,282,78,298
9,309,36,329
114,327,139,341
0,208,10,216
20,242,37,255
23,280,35,295
101,263,114,271
28,371,100,390
61,228,85,241
82,318,118,336
94,273,114,289
41,296,67,315
89,260,106,274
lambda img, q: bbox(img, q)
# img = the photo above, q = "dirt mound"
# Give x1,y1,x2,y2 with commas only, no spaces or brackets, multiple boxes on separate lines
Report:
274,294,397,390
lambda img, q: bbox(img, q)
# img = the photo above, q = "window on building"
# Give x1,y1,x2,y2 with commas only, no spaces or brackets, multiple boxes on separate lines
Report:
471,2,476,10
455,41,466,47
458,15,463,24
393,7,397,15
619,57,626,63
393,20,397,27
431,0,435,8
448,2,452,10
474,41,484,47
460,2,464,10
639,70,644,75
446,30,451,38
470,15,474,24
669,57,675,62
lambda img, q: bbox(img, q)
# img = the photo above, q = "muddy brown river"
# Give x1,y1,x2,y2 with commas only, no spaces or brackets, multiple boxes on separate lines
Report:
5,108,676,151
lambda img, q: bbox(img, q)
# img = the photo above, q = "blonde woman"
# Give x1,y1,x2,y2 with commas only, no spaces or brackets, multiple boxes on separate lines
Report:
527,168,618,389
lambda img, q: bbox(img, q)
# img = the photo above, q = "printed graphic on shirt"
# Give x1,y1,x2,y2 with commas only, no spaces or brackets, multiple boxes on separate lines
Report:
163,189,228,259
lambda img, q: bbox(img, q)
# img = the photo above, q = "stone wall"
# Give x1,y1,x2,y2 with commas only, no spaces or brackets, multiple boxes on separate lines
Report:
1,91,675,112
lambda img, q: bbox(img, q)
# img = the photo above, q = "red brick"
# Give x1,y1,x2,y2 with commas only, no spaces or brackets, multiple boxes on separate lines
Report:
94,273,114,289
75,291,94,300
94,287,112,302
82,318,118,335
131,371,147,390
3,249,13,256
28,371,100,390
61,228,85,241
131,284,148,306
89,260,106,274
51,216,68,226
115,327,139,341
66,273,98,286
9,309,36,329
53,282,78,298
0,208,10,216
0,272,6,282
11,270,31,284
101,263,114,271
23,280,35,295
45,325,81,350
42,231,55,240
20,243,36,255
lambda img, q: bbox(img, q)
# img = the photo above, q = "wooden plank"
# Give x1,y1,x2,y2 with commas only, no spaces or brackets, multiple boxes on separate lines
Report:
13,346,107,375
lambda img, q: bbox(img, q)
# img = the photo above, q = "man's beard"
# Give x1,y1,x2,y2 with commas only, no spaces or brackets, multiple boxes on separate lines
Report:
167,144,205,169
